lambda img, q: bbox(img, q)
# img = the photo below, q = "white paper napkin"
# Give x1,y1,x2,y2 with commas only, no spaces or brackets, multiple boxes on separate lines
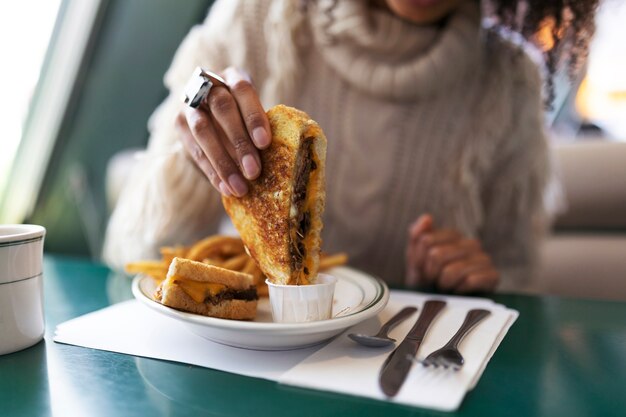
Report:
54,300,318,381
278,291,518,412
54,291,517,412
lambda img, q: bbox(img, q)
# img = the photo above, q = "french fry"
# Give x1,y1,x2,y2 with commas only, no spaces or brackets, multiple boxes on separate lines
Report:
218,238,246,258
257,283,269,297
319,252,349,271
128,233,348,300
201,258,225,268
220,253,249,271
160,246,188,264
125,261,169,282
240,256,268,295
186,236,244,261
251,266,267,294
185,236,225,261
241,257,257,275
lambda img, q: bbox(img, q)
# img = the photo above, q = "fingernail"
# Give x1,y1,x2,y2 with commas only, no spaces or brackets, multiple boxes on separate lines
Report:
242,154,260,179
228,174,248,197
252,127,270,148
219,182,232,197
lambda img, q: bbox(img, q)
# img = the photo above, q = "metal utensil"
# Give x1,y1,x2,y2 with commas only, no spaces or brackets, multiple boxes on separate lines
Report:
421,308,491,370
379,300,446,397
348,306,418,347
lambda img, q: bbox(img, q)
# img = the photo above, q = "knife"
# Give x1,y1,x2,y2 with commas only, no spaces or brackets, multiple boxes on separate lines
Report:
379,299,446,397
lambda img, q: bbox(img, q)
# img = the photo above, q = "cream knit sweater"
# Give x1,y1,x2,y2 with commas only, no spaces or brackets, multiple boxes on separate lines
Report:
104,0,549,291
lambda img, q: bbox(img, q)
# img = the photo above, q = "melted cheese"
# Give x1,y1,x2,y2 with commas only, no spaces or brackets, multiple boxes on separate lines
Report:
298,150,322,285
167,276,226,303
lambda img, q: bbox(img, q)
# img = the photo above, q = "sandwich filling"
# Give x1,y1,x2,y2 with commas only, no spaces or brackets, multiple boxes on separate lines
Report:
166,277,258,305
289,137,317,284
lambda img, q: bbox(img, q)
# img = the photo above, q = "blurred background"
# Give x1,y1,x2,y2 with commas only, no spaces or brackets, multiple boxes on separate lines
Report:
1,0,624,300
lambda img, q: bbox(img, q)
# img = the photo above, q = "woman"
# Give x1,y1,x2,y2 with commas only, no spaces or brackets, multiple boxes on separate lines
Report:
104,0,597,293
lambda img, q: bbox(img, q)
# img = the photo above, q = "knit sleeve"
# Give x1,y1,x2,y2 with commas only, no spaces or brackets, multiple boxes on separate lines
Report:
102,0,251,270
480,54,551,293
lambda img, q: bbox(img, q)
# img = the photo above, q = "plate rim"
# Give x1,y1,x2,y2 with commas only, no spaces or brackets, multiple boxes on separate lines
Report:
131,266,389,335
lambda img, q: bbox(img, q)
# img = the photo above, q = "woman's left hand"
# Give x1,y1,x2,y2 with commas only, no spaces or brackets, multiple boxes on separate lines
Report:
406,214,499,293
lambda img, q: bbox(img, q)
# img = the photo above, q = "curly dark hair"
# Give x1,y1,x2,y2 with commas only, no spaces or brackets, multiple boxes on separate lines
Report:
486,0,600,101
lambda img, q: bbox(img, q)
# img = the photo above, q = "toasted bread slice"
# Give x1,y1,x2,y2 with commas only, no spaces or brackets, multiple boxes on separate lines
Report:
222,105,327,286
166,257,253,290
156,286,257,319
156,257,257,320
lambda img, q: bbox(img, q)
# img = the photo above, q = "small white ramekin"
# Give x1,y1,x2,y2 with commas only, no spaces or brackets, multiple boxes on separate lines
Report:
266,273,337,323
0,224,46,355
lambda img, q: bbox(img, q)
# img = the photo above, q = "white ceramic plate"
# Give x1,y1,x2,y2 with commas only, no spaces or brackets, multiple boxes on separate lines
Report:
132,266,389,350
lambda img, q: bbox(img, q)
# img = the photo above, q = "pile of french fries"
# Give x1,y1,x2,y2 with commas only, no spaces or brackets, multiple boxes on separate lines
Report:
126,235,348,297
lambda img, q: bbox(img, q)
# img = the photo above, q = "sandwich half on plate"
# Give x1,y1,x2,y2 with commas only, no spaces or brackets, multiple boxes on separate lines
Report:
155,257,258,320
222,104,327,286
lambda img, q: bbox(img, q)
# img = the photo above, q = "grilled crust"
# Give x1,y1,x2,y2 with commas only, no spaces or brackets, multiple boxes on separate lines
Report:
167,257,253,290
155,284,257,320
222,105,327,286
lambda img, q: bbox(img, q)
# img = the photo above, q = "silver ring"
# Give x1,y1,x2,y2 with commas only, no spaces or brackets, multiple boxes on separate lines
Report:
182,67,228,108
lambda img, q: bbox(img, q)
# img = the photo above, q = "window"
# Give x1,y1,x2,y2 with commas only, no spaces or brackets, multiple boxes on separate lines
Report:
0,1,62,207
574,0,626,140
0,0,103,223
552,0,626,141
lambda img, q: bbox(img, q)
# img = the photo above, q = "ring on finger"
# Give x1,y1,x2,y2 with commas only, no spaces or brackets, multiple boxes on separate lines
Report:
183,67,228,108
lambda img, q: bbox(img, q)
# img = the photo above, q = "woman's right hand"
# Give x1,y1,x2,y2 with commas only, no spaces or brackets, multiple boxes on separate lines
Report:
175,67,271,197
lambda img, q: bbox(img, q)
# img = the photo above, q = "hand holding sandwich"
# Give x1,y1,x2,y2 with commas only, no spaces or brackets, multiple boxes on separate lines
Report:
406,214,500,294
177,66,328,289
176,67,270,197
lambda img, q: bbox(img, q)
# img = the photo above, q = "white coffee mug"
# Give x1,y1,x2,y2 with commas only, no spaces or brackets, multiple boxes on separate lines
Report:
0,224,46,355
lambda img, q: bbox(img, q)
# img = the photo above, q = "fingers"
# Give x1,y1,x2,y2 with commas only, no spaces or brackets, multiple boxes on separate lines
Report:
206,85,261,181
406,218,500,293
423,238,481,281
426,238,499,293
178,67,269,198
184,106,248,196
414,229,462,285
409,214,434,244
454,268,500,294
176,113,231,196
223,67,271,149
438,253,492,292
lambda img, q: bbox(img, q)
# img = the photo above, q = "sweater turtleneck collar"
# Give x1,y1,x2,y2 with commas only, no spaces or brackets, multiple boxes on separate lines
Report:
308,0,483,101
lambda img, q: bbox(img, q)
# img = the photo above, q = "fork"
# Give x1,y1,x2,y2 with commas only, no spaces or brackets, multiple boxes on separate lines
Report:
421,309,491,370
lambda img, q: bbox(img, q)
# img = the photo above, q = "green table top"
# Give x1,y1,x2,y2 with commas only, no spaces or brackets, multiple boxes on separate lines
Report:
1,255,625,417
